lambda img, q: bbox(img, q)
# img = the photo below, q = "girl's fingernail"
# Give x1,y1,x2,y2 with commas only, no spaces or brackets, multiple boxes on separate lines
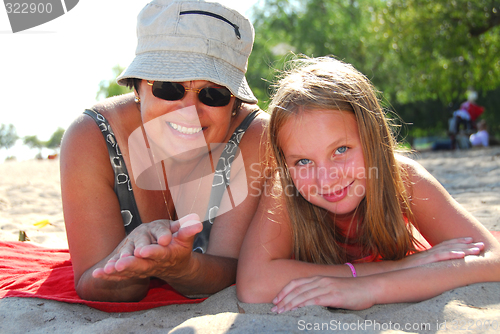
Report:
464,237,473,242
278,307,284,314
471,247,480,252
474,242,484,247
272,297,278,304
291,307,298,311
271,306,277,313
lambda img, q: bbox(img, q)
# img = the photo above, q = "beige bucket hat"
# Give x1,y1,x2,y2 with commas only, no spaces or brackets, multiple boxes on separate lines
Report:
117,0,257,104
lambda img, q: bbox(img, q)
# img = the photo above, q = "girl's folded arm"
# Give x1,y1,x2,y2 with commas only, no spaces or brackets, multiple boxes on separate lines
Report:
371,156,500,303
370,156,500,304
401,155,500,261
236,186,410,303
238,157,500,306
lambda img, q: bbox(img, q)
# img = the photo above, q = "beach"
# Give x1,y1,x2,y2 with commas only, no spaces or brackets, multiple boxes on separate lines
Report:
1,147,500,333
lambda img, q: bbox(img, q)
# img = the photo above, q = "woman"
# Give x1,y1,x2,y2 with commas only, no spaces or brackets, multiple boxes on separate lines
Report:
60,0,269,302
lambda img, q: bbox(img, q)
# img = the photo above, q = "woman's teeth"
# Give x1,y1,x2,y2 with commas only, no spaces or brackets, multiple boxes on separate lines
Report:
169,122,202,135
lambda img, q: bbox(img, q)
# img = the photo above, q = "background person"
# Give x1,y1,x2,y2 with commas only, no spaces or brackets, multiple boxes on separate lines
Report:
470,119,489,147
449,89,485,149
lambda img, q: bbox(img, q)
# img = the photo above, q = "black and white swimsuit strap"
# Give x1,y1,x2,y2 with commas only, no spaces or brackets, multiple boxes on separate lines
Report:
192,109,261,253
83,109,143,234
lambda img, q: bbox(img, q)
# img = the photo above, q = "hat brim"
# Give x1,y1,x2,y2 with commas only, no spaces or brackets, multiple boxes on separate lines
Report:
117,51,258,104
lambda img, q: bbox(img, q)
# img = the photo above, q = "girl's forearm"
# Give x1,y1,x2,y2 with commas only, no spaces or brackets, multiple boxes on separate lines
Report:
237,257,400,303
373,252,500,305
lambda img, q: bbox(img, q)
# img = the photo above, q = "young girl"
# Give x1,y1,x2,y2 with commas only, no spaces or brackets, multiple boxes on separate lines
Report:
236,57,500,311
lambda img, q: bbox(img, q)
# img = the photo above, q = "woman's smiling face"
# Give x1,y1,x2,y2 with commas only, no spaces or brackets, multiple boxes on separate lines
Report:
138,79,235,161
278,109,367,218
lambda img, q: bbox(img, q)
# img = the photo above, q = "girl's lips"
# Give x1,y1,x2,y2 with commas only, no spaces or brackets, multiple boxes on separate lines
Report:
320,181,355,203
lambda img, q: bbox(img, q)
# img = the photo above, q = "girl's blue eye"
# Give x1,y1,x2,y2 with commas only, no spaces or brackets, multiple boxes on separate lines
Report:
335,146,348,155
296,158,312,166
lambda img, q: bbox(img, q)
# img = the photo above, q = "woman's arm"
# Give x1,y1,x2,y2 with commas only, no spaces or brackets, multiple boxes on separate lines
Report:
89,109,271,296
268,156,500,311
61,113,150,302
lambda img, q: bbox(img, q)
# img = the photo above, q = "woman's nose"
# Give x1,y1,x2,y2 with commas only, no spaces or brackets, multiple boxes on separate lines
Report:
179,88,199,107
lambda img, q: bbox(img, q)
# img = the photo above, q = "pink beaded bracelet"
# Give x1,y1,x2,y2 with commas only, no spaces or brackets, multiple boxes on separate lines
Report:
345,262,357,278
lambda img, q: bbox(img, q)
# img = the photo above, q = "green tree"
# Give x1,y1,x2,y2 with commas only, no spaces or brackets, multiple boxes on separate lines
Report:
247,0,500,136
96,65,133,100
23,135,44,150
379,0,500,103
45,128,65,150
249,0,500,104
248,0,384,108
0,124,18,150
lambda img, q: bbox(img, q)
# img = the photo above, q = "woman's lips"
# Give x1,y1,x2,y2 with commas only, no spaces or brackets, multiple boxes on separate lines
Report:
320,181,355,203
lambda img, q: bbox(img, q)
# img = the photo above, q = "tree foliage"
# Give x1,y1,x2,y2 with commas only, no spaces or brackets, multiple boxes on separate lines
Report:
96,65,133,100
380,0,500,103
45,127,65,149
23,135,44,150
23,128,65,153
247,0,500,135
0,124,18,150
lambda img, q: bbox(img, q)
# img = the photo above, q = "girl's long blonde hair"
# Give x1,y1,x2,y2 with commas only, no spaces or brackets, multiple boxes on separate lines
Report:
268,56,418,264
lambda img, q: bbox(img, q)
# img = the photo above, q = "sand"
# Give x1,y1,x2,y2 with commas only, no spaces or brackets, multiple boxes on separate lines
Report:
1,147,500,333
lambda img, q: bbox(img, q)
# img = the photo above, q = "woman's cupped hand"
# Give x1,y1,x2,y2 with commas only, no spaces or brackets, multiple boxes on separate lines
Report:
92,213,203,281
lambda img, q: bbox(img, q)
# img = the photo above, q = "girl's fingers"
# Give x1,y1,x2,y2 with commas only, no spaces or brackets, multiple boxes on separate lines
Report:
272,285,313,313
439,237,473,245
273,276,317,305
272,278,334,313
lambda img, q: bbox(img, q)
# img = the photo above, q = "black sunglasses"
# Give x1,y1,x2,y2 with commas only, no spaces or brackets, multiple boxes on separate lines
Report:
147,81,234,107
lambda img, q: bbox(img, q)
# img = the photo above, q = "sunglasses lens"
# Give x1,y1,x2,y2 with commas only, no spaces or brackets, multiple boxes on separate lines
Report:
152,82,185,101
199,87,232,107
151,81,232,107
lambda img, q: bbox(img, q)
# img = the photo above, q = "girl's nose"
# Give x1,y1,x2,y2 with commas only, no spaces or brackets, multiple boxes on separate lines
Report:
316,163,341,189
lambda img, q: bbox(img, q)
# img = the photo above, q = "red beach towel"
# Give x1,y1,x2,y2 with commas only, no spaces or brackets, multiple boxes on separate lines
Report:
2,232,500,312
0,241,206,312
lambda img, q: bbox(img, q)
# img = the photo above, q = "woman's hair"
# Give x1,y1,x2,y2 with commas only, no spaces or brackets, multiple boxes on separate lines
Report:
125,78,141,94
268,56,418,264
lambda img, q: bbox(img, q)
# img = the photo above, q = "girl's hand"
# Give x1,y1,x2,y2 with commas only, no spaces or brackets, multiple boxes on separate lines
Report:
397,237,484,270
270,238,484,313
271,276,375,312
92,214,203,281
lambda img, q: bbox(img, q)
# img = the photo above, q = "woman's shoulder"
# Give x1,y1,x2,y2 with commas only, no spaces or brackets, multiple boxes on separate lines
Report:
235,105,269,164
95,92,135,107
242,104,269,130
63,94,138,144
61,94,138,166
237,104,269,145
